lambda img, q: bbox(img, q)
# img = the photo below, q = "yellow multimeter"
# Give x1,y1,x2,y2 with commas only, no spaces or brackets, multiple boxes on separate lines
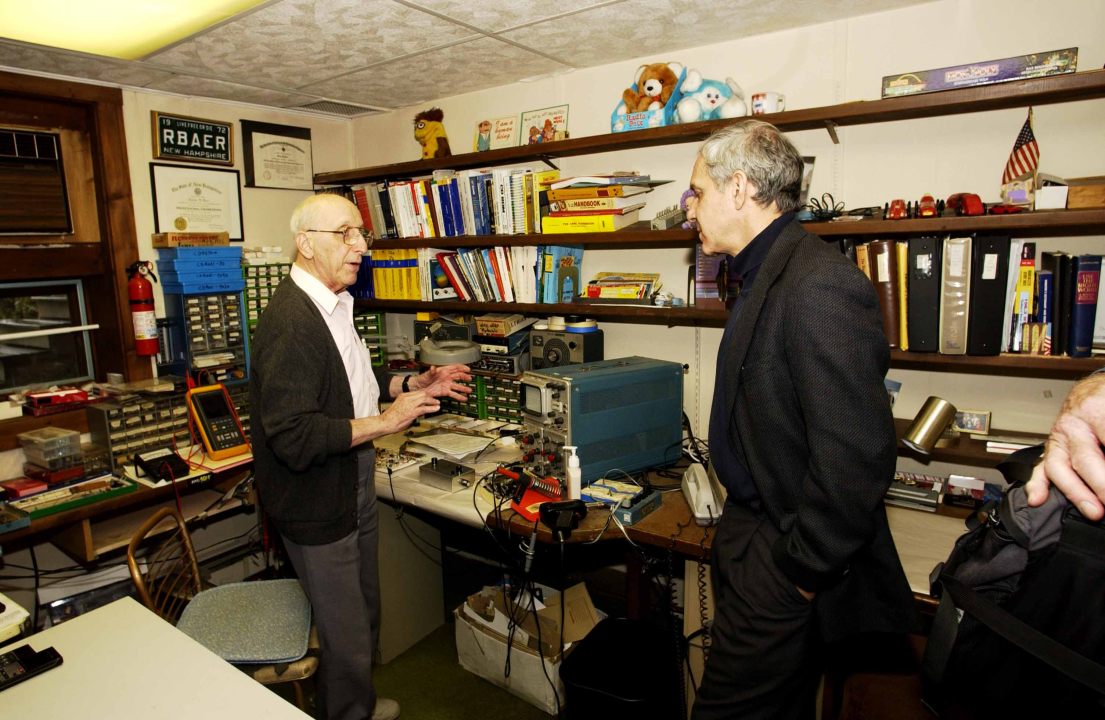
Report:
186,384,249,460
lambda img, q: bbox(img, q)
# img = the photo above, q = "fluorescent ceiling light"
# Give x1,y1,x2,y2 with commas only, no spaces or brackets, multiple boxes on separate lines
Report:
0,0,269,60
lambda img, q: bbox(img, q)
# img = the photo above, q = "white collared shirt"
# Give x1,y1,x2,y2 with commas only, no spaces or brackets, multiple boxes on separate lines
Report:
290,264,380,418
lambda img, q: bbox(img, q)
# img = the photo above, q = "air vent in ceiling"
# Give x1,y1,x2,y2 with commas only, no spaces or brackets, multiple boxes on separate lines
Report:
292,101,376,117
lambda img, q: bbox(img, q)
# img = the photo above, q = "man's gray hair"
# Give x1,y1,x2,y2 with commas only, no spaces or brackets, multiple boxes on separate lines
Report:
698,120,804,213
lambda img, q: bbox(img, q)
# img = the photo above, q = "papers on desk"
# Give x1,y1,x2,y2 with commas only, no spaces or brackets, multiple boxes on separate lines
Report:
408,432,494,459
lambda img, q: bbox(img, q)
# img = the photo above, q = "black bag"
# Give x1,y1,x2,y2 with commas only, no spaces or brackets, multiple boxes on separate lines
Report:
921,445,1105,716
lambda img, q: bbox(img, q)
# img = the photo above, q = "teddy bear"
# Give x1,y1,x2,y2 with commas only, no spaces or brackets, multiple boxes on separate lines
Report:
619,62,684,114
675,72,747,123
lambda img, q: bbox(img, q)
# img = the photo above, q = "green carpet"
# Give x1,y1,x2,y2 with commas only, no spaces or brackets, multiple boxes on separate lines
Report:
372,621,556,719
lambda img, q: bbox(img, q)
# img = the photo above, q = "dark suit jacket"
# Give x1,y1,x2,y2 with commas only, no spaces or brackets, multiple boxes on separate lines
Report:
722,218,917,642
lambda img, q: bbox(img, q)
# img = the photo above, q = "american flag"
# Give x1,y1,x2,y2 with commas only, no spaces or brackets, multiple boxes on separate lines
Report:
1002,109,1039,184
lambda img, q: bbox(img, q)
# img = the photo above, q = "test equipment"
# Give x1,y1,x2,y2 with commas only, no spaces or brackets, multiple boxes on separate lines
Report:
186,384,249,460
519,357,683,484
530,328,603,370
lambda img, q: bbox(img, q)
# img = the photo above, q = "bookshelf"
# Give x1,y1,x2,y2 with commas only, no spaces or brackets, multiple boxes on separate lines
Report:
333,70,1105,371
894,418,1045,467
364,209,1105,250
316,70,1105,186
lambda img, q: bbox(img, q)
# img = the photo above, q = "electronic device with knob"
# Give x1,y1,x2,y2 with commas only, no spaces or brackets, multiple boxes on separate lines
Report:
519,357,684,484
529,328,603,369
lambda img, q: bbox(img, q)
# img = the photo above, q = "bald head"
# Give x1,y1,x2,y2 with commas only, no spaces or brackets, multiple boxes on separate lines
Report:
290,194,360,237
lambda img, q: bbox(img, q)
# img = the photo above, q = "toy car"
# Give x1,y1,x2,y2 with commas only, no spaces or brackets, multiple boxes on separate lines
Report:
946,193,985,216
990,204,1025,214
884,199,908,220
917,194,941,218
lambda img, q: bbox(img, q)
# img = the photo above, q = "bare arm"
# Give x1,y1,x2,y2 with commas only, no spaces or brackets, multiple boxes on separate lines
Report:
350,390,441,447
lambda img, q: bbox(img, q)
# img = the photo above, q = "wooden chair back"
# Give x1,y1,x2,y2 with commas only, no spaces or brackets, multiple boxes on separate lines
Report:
126,507,203,624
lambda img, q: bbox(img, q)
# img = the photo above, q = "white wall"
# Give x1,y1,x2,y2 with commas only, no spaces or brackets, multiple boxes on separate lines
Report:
121,90,354,316
349,0,1105,482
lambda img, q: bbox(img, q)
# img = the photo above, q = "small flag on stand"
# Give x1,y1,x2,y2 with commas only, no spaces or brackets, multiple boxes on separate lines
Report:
1002,108,1040,184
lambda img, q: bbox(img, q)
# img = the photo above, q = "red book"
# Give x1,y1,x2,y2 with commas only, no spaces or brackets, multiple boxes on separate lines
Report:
434,252,470,300
487,249,507,301
2,477,48,498
352,187,374,237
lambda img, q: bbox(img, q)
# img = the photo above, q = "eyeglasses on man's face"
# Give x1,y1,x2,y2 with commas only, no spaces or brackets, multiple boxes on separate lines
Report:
305,227,372,246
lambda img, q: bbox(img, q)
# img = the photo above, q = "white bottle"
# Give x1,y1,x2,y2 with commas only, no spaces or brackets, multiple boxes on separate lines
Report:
563,446,581,501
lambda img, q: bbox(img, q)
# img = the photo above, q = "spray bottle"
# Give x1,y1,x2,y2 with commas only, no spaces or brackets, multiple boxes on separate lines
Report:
562,446,581,501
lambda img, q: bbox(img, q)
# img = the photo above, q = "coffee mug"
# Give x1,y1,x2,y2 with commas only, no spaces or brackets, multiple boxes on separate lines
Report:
752,92,786,115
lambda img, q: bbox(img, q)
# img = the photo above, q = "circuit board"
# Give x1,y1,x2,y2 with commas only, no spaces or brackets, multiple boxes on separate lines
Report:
375,450,420,473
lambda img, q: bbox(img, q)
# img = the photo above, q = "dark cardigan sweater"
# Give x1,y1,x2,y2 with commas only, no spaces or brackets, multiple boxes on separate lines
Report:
250,278,395,545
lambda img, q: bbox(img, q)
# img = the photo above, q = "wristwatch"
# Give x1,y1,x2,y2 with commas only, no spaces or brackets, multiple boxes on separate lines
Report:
402,375,411,393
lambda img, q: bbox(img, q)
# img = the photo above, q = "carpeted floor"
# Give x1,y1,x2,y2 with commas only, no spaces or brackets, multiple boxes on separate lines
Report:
271,620,555,719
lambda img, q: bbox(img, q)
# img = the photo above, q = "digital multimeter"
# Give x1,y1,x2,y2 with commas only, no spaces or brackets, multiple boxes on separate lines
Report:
186,384,249,460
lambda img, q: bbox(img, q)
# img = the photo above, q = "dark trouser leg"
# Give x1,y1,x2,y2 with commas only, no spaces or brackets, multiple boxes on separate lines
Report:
692,503,823,720
282,448,380,720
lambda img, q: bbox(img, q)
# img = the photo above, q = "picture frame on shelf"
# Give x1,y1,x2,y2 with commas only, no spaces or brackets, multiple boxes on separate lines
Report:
240,120,313,190
473,116,517,151
150,163,244,242
519,105,568,146
955,410,991,435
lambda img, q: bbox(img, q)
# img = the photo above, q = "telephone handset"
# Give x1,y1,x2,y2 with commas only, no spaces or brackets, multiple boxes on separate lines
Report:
683,462,726,526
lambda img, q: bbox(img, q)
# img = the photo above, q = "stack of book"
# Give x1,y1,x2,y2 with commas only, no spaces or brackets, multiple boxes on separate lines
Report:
584,272,662,299
842,237,1101,357
350,167,559,239
985,435,1038,454
540,173,659,233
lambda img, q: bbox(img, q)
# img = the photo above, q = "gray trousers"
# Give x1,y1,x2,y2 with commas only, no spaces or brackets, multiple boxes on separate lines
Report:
282,448,380,720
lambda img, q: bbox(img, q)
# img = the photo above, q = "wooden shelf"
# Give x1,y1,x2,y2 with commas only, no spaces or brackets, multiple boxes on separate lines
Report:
890,350,1104,377
895,418,1044,466
807,208,1105,238
354,298,727,325
0,408,89,452
317,70,1105,186
363,209,1104,251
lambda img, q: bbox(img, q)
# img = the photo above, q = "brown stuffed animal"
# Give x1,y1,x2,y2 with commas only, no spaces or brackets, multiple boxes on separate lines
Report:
622,62,683,114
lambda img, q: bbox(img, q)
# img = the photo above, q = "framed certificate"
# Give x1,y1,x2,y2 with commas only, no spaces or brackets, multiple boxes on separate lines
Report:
150,163,244,241
241,120,314,190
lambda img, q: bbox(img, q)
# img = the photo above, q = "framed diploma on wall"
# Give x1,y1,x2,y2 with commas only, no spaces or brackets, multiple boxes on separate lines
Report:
150,163,244,241
240,120,314,190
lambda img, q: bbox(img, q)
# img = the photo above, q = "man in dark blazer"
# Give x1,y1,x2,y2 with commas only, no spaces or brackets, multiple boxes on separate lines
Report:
686,121,916,719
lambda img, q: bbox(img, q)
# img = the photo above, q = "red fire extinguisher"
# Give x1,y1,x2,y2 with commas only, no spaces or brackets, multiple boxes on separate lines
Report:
126,261,159,356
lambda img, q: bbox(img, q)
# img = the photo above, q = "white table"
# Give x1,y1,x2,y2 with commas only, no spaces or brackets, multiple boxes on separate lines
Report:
3,597,309,719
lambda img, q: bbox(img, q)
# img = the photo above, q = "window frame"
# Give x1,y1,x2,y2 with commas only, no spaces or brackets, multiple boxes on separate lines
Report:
0,278,96,395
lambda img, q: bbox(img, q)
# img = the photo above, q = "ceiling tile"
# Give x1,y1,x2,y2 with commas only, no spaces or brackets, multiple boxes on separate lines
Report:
501,0,929,68
308,36,567,108
143,75,320,108
402,0,614,33
0,41,176,86
144,0,477,90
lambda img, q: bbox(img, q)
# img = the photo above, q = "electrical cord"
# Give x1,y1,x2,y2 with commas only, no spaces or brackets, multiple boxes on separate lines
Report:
29,546,40,634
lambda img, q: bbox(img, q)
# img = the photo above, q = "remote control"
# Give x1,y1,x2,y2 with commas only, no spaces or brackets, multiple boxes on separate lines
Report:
0,645,63,693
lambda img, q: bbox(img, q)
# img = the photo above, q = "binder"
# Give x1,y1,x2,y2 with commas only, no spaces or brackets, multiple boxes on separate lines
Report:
1068,255,1102,358
907,237,942,352
939,237,972,355
867,239,901,349
966,236,1010,356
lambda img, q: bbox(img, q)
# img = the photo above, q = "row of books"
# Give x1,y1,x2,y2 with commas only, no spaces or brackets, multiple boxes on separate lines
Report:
351,245,583,305
349,172,664,239
842,236,1100,357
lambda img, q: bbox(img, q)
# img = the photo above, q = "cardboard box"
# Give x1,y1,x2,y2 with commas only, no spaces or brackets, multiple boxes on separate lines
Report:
455,583,602,714
475,313,536,337
151,231,230,248
881,48,1077,98
1067,177,1105,209
1035,185,1069,210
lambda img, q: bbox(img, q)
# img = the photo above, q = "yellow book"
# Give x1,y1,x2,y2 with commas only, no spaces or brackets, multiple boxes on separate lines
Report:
534,169,560,230
371,249,385,299
897,240,909,350
419,181,436,238
856,243,871,280
541,211,639,233
1012,256,1036,351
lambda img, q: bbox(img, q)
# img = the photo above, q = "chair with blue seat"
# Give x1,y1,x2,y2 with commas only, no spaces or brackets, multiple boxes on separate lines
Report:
125,507,319,711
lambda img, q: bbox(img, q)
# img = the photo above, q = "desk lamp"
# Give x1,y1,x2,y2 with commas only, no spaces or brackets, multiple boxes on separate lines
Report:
901,396,958,454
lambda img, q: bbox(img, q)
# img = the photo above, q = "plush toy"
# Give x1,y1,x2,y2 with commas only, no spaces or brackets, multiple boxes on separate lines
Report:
675,72,747,123
620,62,684,114
413,107,451,159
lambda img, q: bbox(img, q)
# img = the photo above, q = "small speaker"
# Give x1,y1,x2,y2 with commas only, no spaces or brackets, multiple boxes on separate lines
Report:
530,329,604,369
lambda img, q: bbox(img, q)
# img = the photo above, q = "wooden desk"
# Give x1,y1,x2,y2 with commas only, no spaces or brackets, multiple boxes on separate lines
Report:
3,597,308,719
0,451,253,559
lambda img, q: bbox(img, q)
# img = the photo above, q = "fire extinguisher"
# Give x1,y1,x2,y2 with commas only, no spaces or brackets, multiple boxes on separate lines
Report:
126,261,159,356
